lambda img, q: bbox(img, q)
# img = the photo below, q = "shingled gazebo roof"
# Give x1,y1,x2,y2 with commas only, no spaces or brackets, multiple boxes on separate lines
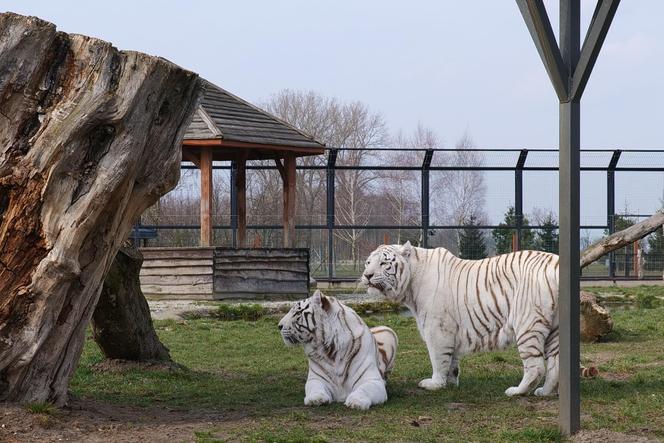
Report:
183,80,325,160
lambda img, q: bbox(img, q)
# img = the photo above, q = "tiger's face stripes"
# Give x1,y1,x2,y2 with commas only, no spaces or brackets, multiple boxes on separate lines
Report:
278,297,318,346
362,242,413,301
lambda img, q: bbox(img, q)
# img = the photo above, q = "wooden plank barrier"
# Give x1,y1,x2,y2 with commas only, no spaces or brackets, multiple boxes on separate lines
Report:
140,247,214,299
213,248,310,299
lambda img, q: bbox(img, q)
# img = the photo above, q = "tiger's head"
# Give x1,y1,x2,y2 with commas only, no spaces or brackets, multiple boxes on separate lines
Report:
362,241,413,302
278,290,335,347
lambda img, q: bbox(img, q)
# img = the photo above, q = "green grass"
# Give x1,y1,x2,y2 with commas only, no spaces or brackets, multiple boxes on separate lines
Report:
584,285,664,308
70,299,664,442
214,303,267,321
25,402,56,415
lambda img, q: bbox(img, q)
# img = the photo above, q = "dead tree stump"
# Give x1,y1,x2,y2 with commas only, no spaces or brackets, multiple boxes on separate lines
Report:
0,13,201,405
92,246,171,362
580,291,613,342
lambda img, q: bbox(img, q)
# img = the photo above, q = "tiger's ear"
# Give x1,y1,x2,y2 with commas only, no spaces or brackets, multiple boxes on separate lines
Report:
312,290,331,312
401,241,413,257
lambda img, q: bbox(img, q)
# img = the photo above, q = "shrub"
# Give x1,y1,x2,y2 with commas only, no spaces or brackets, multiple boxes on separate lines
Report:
25,402,56,415
214,303,266,321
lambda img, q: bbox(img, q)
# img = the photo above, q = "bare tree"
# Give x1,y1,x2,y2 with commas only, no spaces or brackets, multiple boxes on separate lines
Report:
379,129,428,243
264,90,388,269
434,132,487,226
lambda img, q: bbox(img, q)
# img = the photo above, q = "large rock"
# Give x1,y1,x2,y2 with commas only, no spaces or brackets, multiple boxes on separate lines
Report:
580,291,613,342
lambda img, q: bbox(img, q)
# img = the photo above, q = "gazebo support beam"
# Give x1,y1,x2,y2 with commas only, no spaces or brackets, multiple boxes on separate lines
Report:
283,155,297,248
236,153,248,247
200,150,213,247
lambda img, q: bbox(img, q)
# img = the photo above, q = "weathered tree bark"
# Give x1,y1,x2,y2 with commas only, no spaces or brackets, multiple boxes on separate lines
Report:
92,246,171,361
0,13,201,405
580,210,664,269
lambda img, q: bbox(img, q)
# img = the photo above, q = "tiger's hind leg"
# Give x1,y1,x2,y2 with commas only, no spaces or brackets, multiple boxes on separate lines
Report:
446,355,460,387
535,326,559,396
505,328,546,397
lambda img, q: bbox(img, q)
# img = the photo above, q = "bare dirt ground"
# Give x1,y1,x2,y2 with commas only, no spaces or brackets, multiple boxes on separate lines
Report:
572,429,660,443
0,399,242,443
3,400,659,443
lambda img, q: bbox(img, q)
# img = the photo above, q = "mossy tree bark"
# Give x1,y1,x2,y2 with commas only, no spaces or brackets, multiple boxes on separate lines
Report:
0,13,201,405
92,246,171,362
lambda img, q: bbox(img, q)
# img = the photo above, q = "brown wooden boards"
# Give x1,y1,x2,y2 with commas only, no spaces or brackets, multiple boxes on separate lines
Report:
213,248,310,299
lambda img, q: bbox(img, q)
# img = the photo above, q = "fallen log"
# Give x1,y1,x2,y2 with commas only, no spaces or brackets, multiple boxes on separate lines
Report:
0,13,201,405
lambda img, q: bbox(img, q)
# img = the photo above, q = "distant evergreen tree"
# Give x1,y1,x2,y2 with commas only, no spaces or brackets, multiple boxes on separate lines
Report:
606,215,636,273
492,206,534,254
458,215,487,260
535,213,559,253
646,227,664,271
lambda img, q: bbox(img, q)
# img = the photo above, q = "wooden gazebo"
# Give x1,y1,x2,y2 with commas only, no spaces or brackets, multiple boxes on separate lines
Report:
181,80,325,247
140,81,324,300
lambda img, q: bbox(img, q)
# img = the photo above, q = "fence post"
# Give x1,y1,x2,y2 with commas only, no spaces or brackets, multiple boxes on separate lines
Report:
421,149,434,248
515,149,528,251
607,149,621,278
326,150,338,279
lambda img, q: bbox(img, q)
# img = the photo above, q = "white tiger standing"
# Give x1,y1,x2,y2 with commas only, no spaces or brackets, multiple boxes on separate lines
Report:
362,241,559,397
278,290,397,410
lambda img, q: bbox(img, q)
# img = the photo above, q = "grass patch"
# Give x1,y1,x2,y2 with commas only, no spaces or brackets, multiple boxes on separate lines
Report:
194,430,224,443
347,300,402,315
500,427,564,442
213,303,266,321
25,402,56,415
70,290,664,442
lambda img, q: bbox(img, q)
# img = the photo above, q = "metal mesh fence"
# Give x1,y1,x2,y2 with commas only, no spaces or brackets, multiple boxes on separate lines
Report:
136,148,664,281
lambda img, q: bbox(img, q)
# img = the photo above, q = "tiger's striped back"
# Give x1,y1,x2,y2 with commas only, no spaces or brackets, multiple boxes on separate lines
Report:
363,243,561,397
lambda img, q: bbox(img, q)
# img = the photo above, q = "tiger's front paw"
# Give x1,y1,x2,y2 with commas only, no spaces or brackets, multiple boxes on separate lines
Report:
534,387,556,397
304,391,331,406
344,392,372,410
418,378,446,391
504,386,525,397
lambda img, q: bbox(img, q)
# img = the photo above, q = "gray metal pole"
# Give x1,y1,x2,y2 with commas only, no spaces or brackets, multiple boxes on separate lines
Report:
326,150,337,279
559,0,581,435
421,149,434,248
559,100,581,434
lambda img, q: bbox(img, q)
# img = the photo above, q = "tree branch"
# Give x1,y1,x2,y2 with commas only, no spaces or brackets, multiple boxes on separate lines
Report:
580,210,664,269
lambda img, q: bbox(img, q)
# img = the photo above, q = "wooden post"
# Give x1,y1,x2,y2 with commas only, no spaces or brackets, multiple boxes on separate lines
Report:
200,149,213,247
634,241,643,279
512,232,519,252
237,154,247,247
283,155,297,248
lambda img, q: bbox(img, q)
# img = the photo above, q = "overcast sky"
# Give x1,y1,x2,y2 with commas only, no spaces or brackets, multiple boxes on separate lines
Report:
4,1,663,226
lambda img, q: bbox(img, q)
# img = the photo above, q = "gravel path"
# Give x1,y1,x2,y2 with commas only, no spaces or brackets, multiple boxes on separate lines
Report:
147,293,386,320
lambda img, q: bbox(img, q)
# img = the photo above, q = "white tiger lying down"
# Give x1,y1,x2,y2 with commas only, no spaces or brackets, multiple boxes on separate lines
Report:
362,241,560,397
278,290,398,410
